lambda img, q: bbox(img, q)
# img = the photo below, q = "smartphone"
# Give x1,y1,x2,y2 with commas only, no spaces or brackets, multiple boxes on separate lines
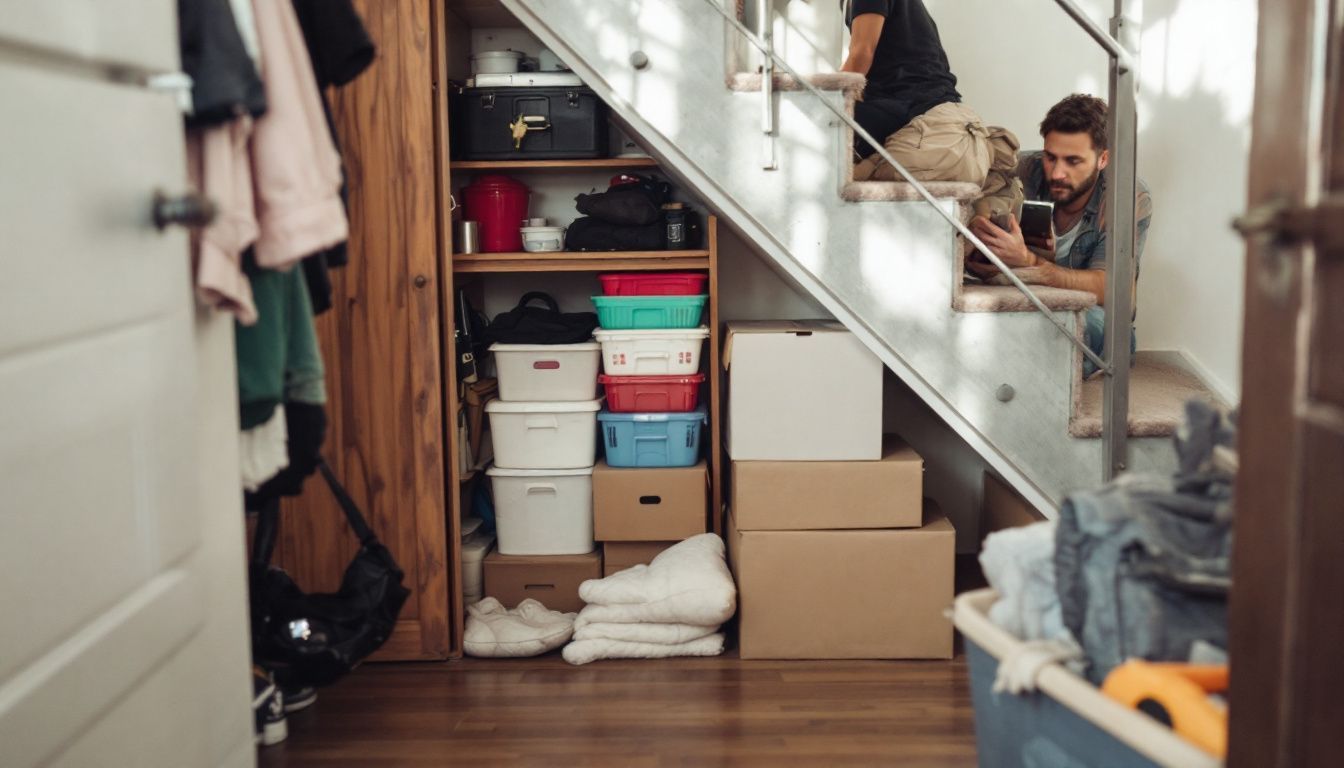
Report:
1019,200,1055,241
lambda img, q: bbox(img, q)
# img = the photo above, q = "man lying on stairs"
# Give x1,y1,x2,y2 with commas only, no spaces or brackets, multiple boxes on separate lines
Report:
967,94,1153,378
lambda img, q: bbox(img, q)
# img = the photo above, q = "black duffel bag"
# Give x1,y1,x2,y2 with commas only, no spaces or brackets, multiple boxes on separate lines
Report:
483,292,598,345
250,458,410,689
565,216,665,252
574,175,672,226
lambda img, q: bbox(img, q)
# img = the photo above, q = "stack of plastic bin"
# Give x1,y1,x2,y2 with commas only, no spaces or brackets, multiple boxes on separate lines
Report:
592,274,710,466
590,274,711,576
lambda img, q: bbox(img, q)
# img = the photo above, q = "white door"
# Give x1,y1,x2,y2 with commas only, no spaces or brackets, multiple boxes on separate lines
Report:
0,3,255,766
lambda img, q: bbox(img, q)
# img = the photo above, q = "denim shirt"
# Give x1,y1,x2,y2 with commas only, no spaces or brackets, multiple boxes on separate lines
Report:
1017,150,1153,274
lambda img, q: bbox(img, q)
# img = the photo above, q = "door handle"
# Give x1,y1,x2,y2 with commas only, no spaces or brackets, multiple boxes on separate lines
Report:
153,190,216,230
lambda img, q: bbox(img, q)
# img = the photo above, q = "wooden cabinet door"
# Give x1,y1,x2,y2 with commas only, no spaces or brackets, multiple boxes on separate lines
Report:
275,0,453,660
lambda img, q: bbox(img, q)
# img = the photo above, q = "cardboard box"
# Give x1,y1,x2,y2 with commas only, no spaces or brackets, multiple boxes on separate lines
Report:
982,472,1046,534
724,321,882,461
602,540,676,576
728,503,955,659
593,460,707,541
731,436,924,530
482,549,601,613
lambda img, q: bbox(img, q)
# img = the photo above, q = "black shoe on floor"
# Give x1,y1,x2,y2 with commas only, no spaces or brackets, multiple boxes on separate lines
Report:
253,671,288,747
282,685,317,713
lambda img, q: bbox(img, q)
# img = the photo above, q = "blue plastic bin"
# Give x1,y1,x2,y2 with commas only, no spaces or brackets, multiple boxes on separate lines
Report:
598,405,707,467
953,590,1221,768
590,295,707,330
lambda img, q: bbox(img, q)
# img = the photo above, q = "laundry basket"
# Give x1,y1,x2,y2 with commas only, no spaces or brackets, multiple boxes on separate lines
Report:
953,589,1223,768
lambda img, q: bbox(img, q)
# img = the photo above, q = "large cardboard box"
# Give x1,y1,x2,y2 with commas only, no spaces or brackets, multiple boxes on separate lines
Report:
731,436,924,530
728,503,955,659
724,321,882,461
982,472,1046,534
602,541,676,577
593,460,707,541
482,550,601,613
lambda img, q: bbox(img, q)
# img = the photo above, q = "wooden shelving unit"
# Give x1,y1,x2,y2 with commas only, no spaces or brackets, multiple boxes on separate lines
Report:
450,157,659,172
453,249,711,273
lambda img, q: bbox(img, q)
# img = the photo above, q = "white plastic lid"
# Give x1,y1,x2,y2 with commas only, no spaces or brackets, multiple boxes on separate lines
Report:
488,341,599,353
520,226,566,234
461,530,495,563
486,465,595,478
593,326,710,341
471,50,523,60
485,398,602,414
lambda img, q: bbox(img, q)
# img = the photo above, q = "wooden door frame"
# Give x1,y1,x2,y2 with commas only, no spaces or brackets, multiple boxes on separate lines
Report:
1228,0,1344,764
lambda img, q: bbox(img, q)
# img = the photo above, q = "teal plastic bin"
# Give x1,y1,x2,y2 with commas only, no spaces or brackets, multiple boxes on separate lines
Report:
590,295,707,330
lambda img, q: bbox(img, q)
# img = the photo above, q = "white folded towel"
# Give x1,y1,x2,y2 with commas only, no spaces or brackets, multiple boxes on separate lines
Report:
562,633,725,666
577,533,736,626
572,616,719,645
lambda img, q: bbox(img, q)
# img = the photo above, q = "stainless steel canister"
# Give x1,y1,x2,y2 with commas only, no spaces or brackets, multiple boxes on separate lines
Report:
455,220,480,254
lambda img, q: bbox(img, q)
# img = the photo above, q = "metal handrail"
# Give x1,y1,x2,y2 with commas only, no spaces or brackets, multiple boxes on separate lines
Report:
710,0,1110,374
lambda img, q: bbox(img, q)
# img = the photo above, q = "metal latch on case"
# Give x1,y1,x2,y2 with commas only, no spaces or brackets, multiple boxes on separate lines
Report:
509,114,551,149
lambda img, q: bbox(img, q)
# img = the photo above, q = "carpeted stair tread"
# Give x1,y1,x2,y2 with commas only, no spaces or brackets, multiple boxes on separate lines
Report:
955,285,1097,313
1071,353,1225,438
727,71,866,96
842,180,983,203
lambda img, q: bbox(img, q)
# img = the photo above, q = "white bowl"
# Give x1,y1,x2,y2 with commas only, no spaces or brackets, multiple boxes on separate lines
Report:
471,50,523,74
520,226,566,253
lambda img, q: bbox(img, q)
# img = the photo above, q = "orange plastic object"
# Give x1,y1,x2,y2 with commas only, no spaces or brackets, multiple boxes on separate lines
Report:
1101,661,1228,758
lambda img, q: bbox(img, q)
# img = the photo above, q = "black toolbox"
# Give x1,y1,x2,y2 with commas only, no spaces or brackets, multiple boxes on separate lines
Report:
452,86,609,160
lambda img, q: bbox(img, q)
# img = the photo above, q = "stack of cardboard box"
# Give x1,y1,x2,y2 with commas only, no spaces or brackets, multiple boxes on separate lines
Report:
725,321,955,659
593,460,708,576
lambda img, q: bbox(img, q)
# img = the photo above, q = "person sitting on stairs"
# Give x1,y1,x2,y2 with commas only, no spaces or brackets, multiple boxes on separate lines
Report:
966,94,1153,379
842,0,1006,192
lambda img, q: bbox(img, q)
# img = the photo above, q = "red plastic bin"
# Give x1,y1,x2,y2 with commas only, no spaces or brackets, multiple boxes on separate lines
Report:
598,373,705,413
599,272,708,296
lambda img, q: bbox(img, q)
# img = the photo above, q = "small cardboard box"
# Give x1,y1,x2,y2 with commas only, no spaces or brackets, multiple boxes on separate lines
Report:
728,503,954,659
602,540,676,577
724,321,882,461
482,549,601,614
593,460,707,541
731,436,924,530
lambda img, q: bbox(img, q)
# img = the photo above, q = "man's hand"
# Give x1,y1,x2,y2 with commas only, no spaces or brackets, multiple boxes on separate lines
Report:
969,215,1040,269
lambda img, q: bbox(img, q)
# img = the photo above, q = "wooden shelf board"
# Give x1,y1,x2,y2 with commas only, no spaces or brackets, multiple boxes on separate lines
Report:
453,250,710,273
449,158,659,171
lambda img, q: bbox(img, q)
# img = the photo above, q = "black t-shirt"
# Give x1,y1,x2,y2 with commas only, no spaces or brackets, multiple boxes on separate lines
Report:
845,0,960,109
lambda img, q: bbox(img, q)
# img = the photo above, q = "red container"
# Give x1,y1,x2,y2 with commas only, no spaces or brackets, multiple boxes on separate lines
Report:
462,175,530,252
599,373,705,413
599,272,709,296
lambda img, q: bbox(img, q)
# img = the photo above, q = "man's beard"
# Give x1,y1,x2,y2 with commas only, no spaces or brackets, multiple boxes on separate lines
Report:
1050,166,1102,207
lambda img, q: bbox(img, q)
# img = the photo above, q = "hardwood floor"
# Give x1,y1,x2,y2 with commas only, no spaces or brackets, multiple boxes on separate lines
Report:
259,652,978,766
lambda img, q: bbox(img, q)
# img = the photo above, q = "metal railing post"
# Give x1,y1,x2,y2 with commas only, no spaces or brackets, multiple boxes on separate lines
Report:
1102,0,1141,480
759,0,777,170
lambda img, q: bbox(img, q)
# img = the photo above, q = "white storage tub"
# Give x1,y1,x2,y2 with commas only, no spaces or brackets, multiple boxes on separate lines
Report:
593,327,710,375
470,50,523,74
485,398,601,469
490,342,600,402
461,529,494,603
487,466,595,556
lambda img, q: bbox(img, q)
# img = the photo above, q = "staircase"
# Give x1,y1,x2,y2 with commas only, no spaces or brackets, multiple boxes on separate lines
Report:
501,0,1220,514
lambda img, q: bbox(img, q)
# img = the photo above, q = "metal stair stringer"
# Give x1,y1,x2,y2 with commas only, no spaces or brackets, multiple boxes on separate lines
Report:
504,0,1178,515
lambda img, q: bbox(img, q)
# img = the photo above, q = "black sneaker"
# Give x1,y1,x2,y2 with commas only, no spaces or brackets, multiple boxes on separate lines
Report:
282,685,317,713
253,671,288,747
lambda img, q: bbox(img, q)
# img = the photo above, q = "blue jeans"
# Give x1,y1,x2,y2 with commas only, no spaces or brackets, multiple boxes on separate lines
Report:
1083,306,1137,378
